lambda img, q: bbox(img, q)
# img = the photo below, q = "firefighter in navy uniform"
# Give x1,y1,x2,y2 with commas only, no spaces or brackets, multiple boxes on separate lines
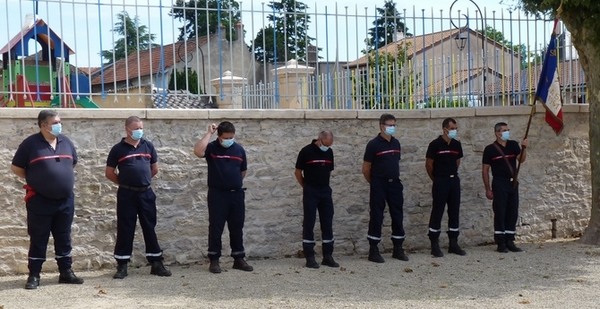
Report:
362,113,408,263
194,121,253,274
11,109,84,289
482,122,528,253
294,130,339,269
425,117,467,257
105,116,171,279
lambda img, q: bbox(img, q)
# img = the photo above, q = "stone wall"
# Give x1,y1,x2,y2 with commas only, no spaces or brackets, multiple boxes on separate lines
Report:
0,105,591,275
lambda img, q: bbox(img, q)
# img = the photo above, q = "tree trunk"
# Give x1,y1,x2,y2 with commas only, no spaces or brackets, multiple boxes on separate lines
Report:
565,19,600,244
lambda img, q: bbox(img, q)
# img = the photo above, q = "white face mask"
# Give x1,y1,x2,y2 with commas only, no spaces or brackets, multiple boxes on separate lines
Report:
448,129,458,139
501,131,510,141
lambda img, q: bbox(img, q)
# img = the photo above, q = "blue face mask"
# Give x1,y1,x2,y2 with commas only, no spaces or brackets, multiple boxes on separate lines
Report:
319,145,329,152
448,129,458,139
221,138,235,148
131,129,144,141
501,131,510,141
50,123,62,136
385,126,396,136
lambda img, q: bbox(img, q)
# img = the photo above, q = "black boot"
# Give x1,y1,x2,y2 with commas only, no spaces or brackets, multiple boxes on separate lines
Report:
368,245,385,263
497,242,509,253
233,258,254,271
305,256,320,269
448,237,466,256
429,236,444,257
392,239,409,261
506,240,523,252
58,269,84,284
209,259,222,273
321,255,339,268
150,260,172,277
25,274,40,290
303,242,319,268
113,262,128,279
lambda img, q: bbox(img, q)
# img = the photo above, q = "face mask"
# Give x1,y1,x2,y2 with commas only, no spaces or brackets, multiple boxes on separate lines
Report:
131,129,144,141
220,138,235,148
385,126,396,136
50,123,62,136
501,131,510,141
448,129,458,139
319,145,329,152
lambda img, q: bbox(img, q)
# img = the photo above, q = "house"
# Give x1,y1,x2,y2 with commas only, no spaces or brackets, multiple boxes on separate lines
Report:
346,27,522,107
90,22,258,108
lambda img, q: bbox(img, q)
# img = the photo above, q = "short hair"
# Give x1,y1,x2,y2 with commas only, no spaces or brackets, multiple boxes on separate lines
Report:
379,113,396,125
125,116,142,127
217,121,235,136
37,109,58,127
442,117,456,129
494,122,508,132
318,130,333,140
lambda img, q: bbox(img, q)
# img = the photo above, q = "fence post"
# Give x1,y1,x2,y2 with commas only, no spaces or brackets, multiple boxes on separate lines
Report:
273,59,315,109
210,71,247,109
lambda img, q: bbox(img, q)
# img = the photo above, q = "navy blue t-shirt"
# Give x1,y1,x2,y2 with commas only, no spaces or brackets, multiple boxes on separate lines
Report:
12,133,77,199
363,134,401,179
295,140,334,187
106,138,158,187
482,140,521,178
204,140,247,190
426,136,464,177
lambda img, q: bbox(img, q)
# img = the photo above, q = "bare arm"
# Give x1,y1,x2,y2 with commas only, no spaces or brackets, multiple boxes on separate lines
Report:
456,158,461,169
194,123,217,158
425,158,434,181
482,164,493,200
105,166,119,184
241,170,246,179
362,161,372,184
151,163,159,177
294,168,304,187
11,165,26,178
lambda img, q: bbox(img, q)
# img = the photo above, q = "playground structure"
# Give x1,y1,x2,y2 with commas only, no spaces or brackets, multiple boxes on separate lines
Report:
0,17,99,108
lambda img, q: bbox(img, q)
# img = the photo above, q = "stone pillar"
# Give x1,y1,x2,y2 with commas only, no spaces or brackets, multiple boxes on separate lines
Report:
210,71,247,109
272,59,315,109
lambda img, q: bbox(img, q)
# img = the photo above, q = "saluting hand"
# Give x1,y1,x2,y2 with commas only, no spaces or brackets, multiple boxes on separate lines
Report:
207,123,217,135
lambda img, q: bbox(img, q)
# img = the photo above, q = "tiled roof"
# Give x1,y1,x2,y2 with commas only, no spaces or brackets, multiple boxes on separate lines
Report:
152,89,216,109
92,36,210,85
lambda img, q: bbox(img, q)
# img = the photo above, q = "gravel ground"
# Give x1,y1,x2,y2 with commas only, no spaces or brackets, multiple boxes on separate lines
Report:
0,239,599,309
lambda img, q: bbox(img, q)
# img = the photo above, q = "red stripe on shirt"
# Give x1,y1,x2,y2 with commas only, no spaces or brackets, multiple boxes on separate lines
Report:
375,149,400,156
210,153,243,162
306,160,333,165
437,150,460,155
491,154,516,161
30,155,73,164
118,153,152,163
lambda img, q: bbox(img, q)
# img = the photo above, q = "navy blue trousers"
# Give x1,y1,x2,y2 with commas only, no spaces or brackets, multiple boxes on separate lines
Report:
207,188,246,261
492,177,519,242
428,176,461,239
367,178,405,245
302,185,334,257
114,188,163,263
26,193,75,275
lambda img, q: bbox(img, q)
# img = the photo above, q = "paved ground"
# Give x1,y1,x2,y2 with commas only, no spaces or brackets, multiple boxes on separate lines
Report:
0,239,599,309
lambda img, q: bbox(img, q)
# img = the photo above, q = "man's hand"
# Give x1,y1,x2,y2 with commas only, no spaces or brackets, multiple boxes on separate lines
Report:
521,138,529,149
485,189,494,200
208,123,217,134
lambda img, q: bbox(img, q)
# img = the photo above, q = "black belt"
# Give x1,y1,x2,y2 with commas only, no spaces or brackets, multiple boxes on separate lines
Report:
436,174,457,178
119,185,151,192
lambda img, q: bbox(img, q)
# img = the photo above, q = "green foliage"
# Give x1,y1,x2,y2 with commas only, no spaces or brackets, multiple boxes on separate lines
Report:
170,0,241,41
101,11,156,64
364,0,411,53
353,46,418,109
483,26,539,69
168,68,202,94
250,0,317,63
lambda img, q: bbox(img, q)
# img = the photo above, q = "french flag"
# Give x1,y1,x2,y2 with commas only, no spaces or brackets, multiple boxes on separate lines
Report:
535,19,564,135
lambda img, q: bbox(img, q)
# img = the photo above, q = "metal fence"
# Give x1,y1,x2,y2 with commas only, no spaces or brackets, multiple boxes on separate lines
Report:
0,0,586,109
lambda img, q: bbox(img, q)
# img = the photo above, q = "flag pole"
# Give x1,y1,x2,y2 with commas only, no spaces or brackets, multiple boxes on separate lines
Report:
513,104,535,187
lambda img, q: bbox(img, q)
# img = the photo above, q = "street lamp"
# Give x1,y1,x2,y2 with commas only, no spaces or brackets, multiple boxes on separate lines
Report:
454,30,468,51
450,0,485,106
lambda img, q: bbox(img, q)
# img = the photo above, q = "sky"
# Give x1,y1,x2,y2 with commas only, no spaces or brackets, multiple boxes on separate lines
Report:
1,0,559,68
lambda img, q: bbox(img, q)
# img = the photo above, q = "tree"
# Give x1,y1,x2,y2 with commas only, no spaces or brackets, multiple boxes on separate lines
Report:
519,0,600,244
250,0,316,63
170,0,241,42
353,45,418,109
101,11,156,64
168,68,201,94
364,0,410,53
